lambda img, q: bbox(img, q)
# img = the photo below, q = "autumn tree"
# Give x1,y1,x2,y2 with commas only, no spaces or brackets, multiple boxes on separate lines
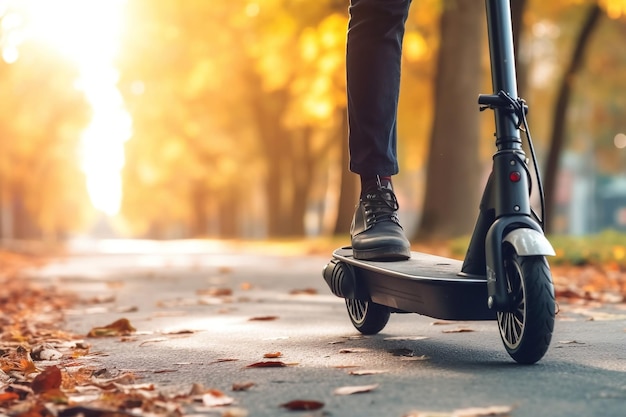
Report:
117,0,350,238
0,39,91,240
543,3,603,232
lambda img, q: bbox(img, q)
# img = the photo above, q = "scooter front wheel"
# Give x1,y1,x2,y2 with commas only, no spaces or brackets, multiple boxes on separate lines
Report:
497,247,555,364
345,299,390,335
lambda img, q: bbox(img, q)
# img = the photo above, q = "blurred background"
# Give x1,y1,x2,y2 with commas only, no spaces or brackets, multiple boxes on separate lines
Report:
0,0,625,247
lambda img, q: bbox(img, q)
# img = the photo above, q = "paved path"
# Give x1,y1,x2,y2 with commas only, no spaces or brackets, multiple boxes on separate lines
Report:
30,240,626,417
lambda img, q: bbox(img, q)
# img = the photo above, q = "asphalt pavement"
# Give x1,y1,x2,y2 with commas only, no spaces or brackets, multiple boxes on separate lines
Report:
28,239,626,417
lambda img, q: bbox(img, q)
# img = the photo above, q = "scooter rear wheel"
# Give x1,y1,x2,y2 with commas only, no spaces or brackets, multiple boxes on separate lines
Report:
345,299,390,335
497,246,555,364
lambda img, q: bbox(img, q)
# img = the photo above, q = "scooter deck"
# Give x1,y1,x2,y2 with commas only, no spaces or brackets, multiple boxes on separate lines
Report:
333,247,496,321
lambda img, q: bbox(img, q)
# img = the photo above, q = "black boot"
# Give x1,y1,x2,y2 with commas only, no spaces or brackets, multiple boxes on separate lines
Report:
350,185,411,261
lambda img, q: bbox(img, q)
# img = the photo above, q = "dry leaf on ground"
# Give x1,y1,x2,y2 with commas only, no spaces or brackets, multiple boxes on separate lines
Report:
334,383,379,396
404,404,514,417
339,347,370,354
383,336,429,341
31,365,62,394
200,389,236,407
348,369,388,376
87,318,136,338
245,361,287,368
263,352,282,358
442,328,475,334
232,382,255,392
248,316,279,321
288,288,318,295
196,287,233,297
280,399,324,411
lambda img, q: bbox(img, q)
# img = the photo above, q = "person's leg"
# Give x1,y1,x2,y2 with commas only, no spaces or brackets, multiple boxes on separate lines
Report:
347,0,412,261
347,0,411,177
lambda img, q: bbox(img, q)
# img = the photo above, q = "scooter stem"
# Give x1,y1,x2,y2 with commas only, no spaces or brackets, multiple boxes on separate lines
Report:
485,0,521,149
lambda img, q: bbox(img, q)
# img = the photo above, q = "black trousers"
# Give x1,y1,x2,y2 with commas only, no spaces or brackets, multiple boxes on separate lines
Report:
347,0,412,176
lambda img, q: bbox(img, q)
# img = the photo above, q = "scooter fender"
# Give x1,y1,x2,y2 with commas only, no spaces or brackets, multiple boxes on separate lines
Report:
485,217,552,310
503,228,555,257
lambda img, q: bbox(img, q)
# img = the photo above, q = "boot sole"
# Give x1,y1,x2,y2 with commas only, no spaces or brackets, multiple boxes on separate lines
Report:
353,246,411,261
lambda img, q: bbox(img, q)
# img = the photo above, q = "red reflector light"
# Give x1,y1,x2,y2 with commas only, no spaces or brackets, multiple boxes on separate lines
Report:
509,171,521,182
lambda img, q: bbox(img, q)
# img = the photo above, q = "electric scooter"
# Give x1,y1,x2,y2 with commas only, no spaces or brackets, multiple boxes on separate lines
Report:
323,0,556,364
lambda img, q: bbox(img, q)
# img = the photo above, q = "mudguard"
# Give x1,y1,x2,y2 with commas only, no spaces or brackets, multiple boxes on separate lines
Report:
503,228,555,257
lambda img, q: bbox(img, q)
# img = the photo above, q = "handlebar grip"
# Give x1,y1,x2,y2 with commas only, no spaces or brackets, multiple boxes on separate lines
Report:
477,94,502,106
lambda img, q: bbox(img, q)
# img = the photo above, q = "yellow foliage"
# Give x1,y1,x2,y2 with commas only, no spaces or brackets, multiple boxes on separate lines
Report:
404,31,429,62
600,0,626,18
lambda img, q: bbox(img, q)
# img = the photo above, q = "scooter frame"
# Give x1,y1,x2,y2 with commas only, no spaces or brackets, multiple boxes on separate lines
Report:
461,0,555,310
323,0,557,364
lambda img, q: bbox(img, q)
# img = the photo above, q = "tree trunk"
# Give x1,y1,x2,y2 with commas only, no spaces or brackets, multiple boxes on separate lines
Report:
414,0,483,241
189,180,208,237
218,187,239,238
288,127,316,236
333,108,357,235
544,4,602,233
248,81,291,237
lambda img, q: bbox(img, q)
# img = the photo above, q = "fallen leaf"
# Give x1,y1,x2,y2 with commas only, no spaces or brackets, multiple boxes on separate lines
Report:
431,320,458,325
31,365,62,394
280,400,325,411
40,387,68,404
248,316,279,321
31,344,63,361
245,361,287,368
348,369,388,376
555,340,587,348
442,328,475,334
232,382,255,392
222,408,249,417
20,357,38,374
197,287,232,297
383,336,429,341
404,405,514,417
58,405,140,417
0,392,19,403
263,352,282,358
334,384,379,396
189,382,207,395
201,389,236,407
210,358,239,364
139,337,168,346
288,288,318,295
153,369,178,374
163,329,196,335
339,348,370,354
87,318,136,338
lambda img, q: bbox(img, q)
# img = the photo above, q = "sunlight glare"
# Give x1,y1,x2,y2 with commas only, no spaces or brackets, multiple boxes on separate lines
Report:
18,0,131,216
615,133,626,149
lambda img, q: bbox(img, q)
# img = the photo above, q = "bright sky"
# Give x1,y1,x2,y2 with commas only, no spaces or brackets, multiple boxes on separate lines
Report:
2,0,131,216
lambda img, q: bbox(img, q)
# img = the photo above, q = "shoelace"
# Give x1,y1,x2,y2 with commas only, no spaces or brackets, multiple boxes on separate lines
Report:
363,188,400,223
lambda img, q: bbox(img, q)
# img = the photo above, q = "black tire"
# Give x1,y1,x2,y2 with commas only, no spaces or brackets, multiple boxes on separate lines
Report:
345,298,390,335
497,246,555,364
